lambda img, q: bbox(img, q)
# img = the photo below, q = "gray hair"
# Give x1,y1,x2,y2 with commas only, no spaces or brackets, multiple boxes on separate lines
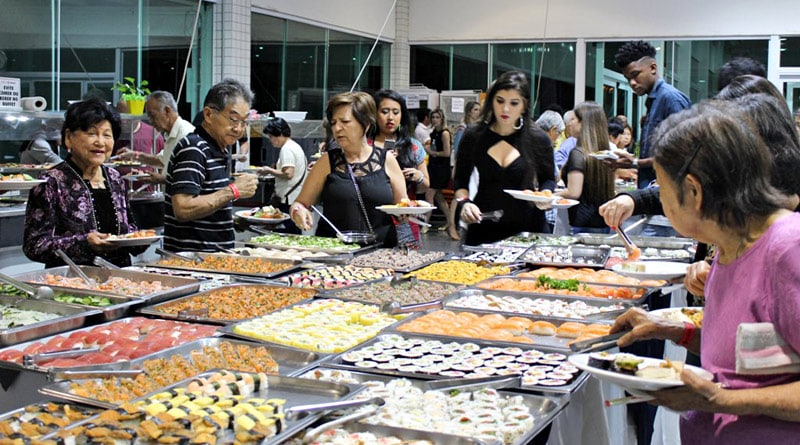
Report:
203,78,253,110
148,90,178,113
536,110,565,133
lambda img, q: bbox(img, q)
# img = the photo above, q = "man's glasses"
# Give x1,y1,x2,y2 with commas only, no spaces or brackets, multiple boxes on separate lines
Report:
209,107,247,129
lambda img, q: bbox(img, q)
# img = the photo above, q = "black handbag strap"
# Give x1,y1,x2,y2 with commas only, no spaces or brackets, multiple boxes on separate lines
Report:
346,163,374,233
282,167,306,204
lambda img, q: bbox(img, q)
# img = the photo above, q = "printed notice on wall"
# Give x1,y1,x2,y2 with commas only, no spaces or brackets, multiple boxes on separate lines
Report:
0,77,21,110
451,97,464,114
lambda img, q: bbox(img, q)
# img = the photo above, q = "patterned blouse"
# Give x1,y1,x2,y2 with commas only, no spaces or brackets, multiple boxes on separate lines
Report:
23,158,142,267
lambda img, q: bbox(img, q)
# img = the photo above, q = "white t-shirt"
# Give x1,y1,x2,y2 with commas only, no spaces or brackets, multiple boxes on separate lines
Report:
414,122,432,146
275,138,307,204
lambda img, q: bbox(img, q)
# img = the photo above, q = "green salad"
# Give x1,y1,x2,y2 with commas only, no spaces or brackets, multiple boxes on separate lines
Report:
54,294,114,307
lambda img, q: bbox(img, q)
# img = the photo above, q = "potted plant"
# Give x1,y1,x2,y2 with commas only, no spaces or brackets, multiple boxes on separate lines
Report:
112,77,150,115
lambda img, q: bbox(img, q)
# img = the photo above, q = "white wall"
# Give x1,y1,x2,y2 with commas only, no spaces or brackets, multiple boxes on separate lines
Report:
408,0,800,42
251,0,396,40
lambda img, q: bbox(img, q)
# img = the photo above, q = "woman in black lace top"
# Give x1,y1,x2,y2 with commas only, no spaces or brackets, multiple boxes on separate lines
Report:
289,92,408,246
453,71,556,245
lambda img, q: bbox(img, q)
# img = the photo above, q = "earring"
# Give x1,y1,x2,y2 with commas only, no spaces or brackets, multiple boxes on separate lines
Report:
512,117,524,130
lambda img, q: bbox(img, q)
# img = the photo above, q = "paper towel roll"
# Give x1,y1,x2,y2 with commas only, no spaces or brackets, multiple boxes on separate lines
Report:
20,96,47,112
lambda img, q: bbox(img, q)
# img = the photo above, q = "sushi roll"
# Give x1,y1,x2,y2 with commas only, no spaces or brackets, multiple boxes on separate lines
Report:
613,353,644,375
587,351,616,370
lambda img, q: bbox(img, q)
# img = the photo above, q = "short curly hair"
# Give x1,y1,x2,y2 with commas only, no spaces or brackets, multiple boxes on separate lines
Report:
615,41,657,69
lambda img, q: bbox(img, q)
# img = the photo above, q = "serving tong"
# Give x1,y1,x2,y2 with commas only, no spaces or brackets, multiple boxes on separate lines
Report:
155,247,202,264
23,346,100,367
569,331,626,353
55,249,96,286
48,368,143,382
0,271,55,299
379,300,443,315
292,397,386,444
478,209,504,223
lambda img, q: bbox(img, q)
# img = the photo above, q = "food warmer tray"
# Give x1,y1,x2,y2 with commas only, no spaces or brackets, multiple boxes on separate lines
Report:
347,248,449,273
0,317,218,373
296,366,567,445
317,276,464,306
324,334,587,394
42,287,144,322
146,252,304,279
493,232,580,248
455,245,528,264
13,265,201,304
42,371,360,445
519,245,610,268
476,276,658,306
298,422,493,445
245,231,378,255
442,288,632,321
0,295,101,346
0,402,102,442
138,283,317,325
39,337,327,409
576,233,694,250
387,307,614,354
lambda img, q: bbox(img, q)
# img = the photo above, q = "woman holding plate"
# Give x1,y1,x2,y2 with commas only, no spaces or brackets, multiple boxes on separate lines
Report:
24,99,145,267
453,71,556,245
290,92,408,247
610,100,800,443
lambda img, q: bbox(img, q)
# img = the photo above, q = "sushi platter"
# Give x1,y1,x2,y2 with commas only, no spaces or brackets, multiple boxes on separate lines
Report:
296,423,492,445
519,245,610,268
324,334,587,394
476,276,657,305
319,277,463,306
42,370,361,445
347,248,448,273
454,245,528,264
493,232,579,248
443,288,630,321
39,337,325,408
298,366,569,445
0,402,102,443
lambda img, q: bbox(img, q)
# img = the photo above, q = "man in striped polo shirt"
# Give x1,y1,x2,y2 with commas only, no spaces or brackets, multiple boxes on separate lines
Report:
164,79,259,251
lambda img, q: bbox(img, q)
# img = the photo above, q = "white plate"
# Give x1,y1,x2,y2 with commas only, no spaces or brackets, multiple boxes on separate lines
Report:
375,200,434,216
569,353,713,393
235,209,290,224
589,151,619,161
122,174,151,181
503,189,555,203
649,307,704,325
612,261,688,280
550,198,579,209
105,235,162,247
0,179,46,191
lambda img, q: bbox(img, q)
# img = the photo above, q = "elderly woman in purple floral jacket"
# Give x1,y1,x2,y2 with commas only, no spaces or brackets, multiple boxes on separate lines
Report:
24,99,145,268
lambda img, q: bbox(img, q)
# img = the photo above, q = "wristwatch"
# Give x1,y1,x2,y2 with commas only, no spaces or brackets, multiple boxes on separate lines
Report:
632,158,639,168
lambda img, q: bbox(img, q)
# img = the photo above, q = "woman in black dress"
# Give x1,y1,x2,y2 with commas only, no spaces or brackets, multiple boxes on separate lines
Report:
453,71,556,245
289,92,408,247
424,108,456,235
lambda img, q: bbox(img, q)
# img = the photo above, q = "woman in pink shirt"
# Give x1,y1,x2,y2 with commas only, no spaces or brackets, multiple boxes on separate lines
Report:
611,100,800,444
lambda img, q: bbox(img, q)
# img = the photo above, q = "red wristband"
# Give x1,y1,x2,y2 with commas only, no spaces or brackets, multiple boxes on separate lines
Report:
228,183,240,200
677,321,696,346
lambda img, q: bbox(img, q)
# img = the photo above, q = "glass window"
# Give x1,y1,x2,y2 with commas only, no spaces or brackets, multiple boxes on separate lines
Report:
284,21,326,120
410,45,449,91
251,14,285,114
452,44,488,90
781,37,800,67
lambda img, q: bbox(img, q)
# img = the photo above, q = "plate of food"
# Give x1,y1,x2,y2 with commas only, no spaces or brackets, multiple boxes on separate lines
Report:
649,307,704,328
504,189,556,203
612,261,688,280
589,150,619,161
550,198,579,209
375,199,434,215
0,173,45,190
235,206,290,224
569,352,713,393
122,173,151,181
106,230,162,246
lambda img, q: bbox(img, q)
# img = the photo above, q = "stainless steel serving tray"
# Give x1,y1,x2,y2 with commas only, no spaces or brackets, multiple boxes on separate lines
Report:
494,232,580,248
138,283,317,325
13,265,201,304
475,276,656,306
0,295,101,346
245,231,377,254
576,233,694,250
42,370,358,445
456,245,528,264
325,333,586,394
296,366,567,445
318,276,464,306
443,288,631,321
347,248,448,273
299,423,492,445
388,307,614,353
519,245,610,268
39,337,325,408
0,402,102,442
147,251,304,279
0,317,219,373
42,287,142,322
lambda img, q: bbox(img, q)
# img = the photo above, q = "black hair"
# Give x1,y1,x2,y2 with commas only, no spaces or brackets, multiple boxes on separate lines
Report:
416,108,431,123
715,74,784,102
717,57,766,91
264,117,292,137
608,118,625,138
614,41,656,69
372,89,417,169
62,98,122,143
